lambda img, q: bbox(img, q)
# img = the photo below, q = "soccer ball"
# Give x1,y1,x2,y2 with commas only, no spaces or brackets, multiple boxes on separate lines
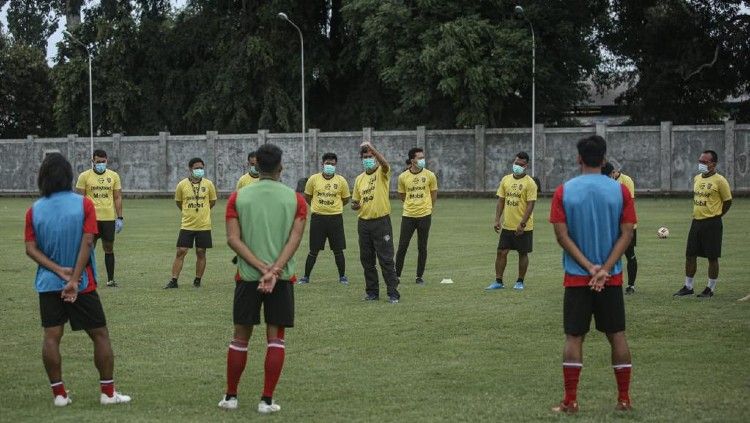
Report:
657,226,670,239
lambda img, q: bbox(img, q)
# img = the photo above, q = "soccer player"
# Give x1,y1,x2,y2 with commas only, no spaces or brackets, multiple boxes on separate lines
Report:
602,162,638,294
164,158,217,289
549,135,636,413
352,142,401,303
75,149,123,287
219,143,307,414
673,150,732,298
485,152,537,291
236,151,260,191
395,147,438,285
25,153,131,407
299,152,351,285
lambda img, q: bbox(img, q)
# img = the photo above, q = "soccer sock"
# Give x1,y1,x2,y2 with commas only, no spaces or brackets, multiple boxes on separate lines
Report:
262,329,286,400
304,252,317,278
100,379,115,397
517,278,524,283
613,364,632,402
105,253,115,281
194,277,201,284
50,381,66,398
334,250,346,277
708,278,717,291
685,276,694,290
562,363,582,404
627,256,637,286
496,278,503,284
226,339,248,397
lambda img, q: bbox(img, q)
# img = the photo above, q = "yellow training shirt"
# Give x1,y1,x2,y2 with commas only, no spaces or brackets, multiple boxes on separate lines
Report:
175,178,217,230
692,173,732,220
75,169,122,221
352,167,392,220
496,174,538,231
236,173,260,191
616,173,637,228
304,173,351,215
397,168,438,217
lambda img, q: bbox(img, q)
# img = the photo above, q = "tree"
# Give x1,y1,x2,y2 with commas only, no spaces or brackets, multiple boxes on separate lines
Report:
5,0,58,51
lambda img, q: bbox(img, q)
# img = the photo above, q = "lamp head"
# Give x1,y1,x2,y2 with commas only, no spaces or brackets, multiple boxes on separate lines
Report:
277,12,289,20
514,5,525,15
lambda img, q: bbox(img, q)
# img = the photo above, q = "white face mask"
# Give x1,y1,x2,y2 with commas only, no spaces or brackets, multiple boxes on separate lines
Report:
698,163,709,173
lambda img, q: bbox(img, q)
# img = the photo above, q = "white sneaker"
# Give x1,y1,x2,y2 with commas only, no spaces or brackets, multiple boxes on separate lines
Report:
218,397,238,410
54,395,72,407
257,401,281,414
100,392,131,405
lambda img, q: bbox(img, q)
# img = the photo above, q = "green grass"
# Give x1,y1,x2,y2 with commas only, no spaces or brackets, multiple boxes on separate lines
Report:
0,197,748,422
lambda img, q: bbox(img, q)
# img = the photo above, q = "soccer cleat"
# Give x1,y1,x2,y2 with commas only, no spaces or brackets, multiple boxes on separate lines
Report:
388,295,399,304
100,392,131,405
615,400,632,411
551,401,579,414
697,287,714,298
257,400,281,414
513,281,524,290
106,280,118,287
163,280,178,289
625,285,635,295
673,286,693,297
193,278,201,288
339,276,349,285
297,276,310,285
363,294,379,301
415,277,425,285
218,396,238,410
53,395,72,407
485,281,505,290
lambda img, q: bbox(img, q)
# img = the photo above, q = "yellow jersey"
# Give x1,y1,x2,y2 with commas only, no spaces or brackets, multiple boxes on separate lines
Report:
175,178,217,230
236,173,260,191
397,168,438,217
75,169,122,221
496,174,537,231
692,173,731,220
304,173,351,215
352,167,392,220
616,173,636,228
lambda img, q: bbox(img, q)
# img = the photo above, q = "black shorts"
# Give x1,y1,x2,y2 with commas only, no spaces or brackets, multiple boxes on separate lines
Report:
624,229,637,259
96,220,116,242
309,213,347,251
498,229,533,253
233,280,294,327
39,290,107,331
176,229,213,249
686,217,722,259
564,286,625,336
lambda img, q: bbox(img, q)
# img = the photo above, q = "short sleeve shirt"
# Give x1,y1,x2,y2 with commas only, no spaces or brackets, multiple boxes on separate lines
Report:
75,169,121,221
175,178,218,230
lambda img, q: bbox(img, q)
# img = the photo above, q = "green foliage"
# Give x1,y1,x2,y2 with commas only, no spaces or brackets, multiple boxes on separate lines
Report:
5,0,58,51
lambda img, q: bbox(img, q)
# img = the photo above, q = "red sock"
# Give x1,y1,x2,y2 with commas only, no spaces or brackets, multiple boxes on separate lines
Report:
50,381,66,398
563,363,582,404
613,364,632,402
226,339,249,396
100,380,115,397
262,329,286,398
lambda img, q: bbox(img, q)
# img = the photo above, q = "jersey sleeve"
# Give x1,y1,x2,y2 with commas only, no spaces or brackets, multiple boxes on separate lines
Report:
209,182,218,201
235,177,243,191
496,178,505,198
527,177,538,201
429,172,438,191
113,172,122,190
304,175,314,196
295,193,308,219
340,177,351,199
75,172,86,191
620,184,637,224
623,176,635,199
175,181,183,202
24,208,35,241
225,192,239,220
549,185,566,223
83,197,99,234
718,177,732,201
397,173,406,194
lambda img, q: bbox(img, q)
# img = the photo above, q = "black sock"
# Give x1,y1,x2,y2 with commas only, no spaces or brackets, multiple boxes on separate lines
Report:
225,394,236,400
105,253,115,281
517,278,524,283
496,278,503,283
171,277,177,283
194,277,201,283
333,250,345,277
627,257,637,286
304,252,318,278
261,396,272,405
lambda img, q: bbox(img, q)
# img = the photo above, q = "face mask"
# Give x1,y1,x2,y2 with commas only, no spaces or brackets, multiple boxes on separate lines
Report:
249,165,258,176
323,164,336,175
362,158,376,171
192,168,205,179
94,163,107,173
416,159,426,169
512,164,525,175
697,163,709,173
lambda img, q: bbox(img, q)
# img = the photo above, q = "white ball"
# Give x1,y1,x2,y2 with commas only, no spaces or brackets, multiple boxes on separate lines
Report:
657,226,670,239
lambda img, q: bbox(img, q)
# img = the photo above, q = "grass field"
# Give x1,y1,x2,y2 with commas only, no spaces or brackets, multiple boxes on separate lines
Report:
0,197,748,422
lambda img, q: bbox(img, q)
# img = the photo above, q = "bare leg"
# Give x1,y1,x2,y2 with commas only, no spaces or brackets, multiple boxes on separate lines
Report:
42,326,65,382
685,255,697,278
196,248,207,278
171,248,189,279
518,252,529,280
495,249,509,280
85,326,114,380
707,259,719,280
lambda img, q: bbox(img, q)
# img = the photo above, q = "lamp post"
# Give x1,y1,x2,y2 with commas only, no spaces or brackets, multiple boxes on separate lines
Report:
64,30,94,158
277,12,306,177
514,5,535,177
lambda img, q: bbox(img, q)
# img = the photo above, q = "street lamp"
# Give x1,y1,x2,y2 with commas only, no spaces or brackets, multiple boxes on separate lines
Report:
514,5,536,177
277,12,306,177
63,30,94,158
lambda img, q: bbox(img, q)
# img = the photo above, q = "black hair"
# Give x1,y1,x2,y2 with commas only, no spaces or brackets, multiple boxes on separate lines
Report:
188,157,204,168
256,143,283,173
93,149,107,159
601,162,615,176
576,135,607,167
516,151,529,162
408,147,424,161
703,150,718,163
322,152,338,163
247,151,257,161
38,153,73,197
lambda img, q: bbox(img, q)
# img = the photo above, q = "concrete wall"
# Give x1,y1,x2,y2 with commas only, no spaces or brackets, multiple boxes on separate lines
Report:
1,121,747,195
